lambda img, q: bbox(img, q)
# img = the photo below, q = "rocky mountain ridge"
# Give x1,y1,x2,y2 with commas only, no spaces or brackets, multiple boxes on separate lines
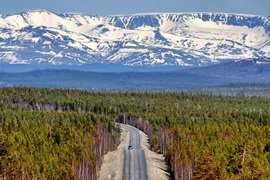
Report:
0,10,269,66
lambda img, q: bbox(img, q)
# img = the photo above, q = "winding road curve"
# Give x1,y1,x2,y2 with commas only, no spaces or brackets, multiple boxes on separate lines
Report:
121,124,148,180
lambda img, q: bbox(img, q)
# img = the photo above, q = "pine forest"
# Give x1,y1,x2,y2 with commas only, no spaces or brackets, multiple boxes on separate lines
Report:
1,86,270,179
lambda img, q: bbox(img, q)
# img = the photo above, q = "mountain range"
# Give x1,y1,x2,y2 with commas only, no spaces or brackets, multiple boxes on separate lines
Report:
0,10,269,67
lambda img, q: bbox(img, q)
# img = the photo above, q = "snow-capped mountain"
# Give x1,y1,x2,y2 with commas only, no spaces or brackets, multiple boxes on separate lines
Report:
0,10,269,66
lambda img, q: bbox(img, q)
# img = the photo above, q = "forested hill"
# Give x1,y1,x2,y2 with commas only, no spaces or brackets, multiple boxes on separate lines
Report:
2,58,270,90
1,87,270,179
0,68,268,90
0,69,228,89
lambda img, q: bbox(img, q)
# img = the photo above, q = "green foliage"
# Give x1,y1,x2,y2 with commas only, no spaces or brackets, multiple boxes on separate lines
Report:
191,151,218,180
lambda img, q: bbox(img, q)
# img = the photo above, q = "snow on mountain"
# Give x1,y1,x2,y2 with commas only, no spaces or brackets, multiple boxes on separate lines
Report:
0,11,269,66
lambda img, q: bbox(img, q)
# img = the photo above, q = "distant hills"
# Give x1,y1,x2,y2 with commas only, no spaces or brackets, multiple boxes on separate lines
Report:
0,10,269,67
1,58,270,90
182,57,270,82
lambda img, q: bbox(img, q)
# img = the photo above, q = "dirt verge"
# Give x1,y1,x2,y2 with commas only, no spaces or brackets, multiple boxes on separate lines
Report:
98,125,170,180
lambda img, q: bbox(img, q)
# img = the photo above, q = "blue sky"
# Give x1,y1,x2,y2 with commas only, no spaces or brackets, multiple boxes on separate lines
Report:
1,0,269,16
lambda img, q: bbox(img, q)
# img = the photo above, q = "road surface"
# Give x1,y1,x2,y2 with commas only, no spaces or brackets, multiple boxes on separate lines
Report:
121,124,148,180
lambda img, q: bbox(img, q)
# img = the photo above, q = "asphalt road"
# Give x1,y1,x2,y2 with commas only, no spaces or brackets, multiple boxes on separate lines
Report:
121,124,148,180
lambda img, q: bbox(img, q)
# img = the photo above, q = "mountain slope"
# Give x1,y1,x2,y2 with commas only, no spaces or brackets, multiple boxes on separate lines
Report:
0,11,269,66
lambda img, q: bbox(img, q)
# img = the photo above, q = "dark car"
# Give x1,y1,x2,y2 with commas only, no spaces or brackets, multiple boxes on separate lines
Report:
128,145,133,150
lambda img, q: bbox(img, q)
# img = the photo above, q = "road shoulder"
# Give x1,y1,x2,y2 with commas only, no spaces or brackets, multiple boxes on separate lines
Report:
139,130,171,180
98,128,129,180
98,125,170,180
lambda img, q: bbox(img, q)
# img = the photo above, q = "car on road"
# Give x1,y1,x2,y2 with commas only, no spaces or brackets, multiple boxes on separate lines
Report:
128,145,133,150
